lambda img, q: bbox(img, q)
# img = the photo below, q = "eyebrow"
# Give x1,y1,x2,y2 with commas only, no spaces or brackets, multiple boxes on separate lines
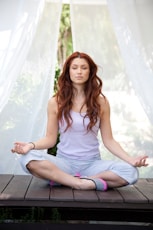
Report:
71,64,88,67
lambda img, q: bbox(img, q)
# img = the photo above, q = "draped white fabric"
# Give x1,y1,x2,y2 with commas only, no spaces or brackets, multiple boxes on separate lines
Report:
107,0,153,125
70,0,153,177
0,0,62,174
0,0,44,112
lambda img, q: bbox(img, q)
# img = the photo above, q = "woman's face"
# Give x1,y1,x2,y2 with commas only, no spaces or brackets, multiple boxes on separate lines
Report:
69,57,90,85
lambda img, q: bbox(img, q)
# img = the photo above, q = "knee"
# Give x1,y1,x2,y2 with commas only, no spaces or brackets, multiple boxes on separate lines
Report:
128,167,139,185
26,160,37,173
26,160,56,174
26,160,45,174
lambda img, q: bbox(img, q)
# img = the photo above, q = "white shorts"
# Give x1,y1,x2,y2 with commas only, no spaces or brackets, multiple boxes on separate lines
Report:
20,150,139,185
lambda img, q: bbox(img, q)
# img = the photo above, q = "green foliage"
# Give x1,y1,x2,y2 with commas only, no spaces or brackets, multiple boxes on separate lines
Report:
51,208,61,223
58,4,73,66
0,207,61,223
48,133,60,156
53,64,61,94
0,208,13,223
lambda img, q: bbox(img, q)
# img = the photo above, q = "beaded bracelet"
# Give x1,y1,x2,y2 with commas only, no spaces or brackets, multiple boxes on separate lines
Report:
29,142,35,149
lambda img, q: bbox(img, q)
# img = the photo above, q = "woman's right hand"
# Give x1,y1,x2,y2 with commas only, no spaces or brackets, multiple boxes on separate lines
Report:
11,142,34,155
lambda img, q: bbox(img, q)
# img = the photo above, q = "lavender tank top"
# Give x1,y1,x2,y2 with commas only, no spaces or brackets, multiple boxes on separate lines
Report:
57,110,101,160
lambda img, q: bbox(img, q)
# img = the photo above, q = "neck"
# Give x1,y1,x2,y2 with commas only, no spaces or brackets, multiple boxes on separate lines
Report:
73,85,85,98
72,88,86,108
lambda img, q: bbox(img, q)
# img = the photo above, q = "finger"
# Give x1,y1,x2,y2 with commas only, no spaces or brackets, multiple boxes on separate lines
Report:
14,142,22,145
15,144,21,151
142,160,149,167
11,149,16,153
141,155,148,160
142,158,148,164
14,142,26,147
13,144,23,154
135,160,144,167
137,159,148,167
17,146,23,154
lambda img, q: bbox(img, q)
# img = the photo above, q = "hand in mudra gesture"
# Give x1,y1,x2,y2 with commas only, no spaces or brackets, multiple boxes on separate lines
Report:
11,142,34,154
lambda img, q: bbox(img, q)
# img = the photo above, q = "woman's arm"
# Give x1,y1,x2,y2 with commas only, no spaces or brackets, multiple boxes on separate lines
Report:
11,97,59,154
99,97,148,167
32,97,59,149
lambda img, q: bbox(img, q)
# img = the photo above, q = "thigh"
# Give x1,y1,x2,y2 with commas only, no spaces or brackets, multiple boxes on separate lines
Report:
82,159,138,185
44,153,73,175
81,159,115,176
20,150,73,175
20,150,46,174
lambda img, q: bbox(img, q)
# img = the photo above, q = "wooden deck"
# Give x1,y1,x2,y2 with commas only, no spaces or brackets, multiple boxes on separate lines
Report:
0,174,153,228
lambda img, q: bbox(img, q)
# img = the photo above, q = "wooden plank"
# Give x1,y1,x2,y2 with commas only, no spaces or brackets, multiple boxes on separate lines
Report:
147,178,153,183
50,186,74,201
25,177,50,200
0,174,13,193
0,175,32,200
0,175,153,210
73,190,99,202
116,184,148,203
134,179,153,203
0,223,153,230
96,188,123,203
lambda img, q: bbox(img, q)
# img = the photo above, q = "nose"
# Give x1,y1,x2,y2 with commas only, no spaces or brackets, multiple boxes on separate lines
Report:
77,67,82,73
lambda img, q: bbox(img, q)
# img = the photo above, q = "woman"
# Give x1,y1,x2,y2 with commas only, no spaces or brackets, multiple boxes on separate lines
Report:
11,51,148,191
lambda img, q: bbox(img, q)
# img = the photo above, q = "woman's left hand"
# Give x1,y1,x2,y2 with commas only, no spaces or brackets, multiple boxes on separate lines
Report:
130,155,148,167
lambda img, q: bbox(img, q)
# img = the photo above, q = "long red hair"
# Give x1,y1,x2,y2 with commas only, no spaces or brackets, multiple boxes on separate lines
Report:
55,51,105,131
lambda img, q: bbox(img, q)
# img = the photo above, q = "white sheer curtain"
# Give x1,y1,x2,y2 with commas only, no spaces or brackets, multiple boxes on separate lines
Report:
107,0,153,125
0,0,62,174
70,0,153,177
70,0,107,77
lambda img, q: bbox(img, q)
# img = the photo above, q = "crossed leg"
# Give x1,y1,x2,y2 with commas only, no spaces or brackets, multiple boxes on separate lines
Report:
90,171,128,188
27,160,95,190
27,160,128,190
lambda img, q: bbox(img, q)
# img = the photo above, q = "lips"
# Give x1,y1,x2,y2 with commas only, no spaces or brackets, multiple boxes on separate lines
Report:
75,76,83,79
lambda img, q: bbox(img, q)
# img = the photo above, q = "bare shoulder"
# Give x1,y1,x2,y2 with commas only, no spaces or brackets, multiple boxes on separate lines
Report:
98,95,110,113
47,96,58,114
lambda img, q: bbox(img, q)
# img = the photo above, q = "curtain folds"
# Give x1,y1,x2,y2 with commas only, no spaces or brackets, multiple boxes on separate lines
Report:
0,0,62,174
0,0,45,112
70,0,153,177
107,0,153,125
